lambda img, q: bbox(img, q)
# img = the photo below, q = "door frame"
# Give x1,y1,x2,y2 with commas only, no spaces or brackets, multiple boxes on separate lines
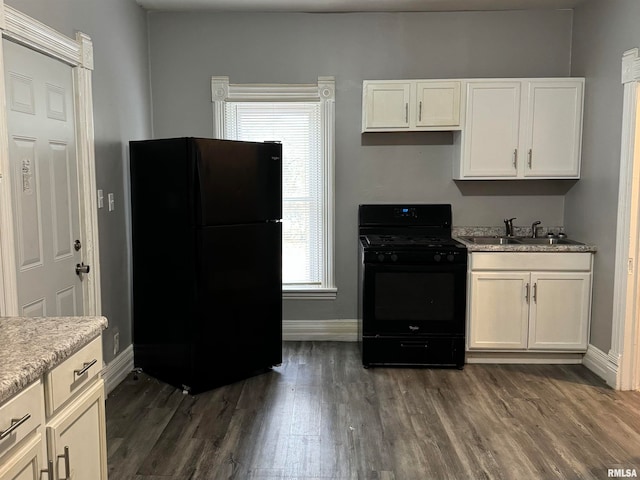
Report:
612,48,640,390
0,2,101,316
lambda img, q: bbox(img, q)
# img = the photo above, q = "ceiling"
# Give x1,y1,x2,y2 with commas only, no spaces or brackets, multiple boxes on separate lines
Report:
135,0,585,13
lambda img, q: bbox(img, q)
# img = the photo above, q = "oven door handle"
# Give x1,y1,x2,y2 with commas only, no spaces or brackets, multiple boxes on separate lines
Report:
400,342,429,348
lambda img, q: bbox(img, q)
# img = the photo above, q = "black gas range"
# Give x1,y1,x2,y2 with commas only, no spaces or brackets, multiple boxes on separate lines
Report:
358,204,467,368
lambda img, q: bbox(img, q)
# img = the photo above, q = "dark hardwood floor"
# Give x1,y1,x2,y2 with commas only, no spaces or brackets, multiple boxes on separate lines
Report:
106,342,640,480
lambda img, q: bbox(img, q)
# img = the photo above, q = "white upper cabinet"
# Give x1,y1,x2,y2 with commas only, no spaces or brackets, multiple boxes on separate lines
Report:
454,78,584,180
459,81,522,178
362,80,462,132
523,81,583,178
362,81,411,130
415,81,461,127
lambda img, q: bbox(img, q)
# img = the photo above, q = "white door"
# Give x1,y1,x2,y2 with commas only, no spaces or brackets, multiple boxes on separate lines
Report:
46,381,108,480
468,271,530,350
523,81,583,178
0,435,43,480
363,82,411,130
3,39,85,317
528,272,591,350
415,81,461,127
462,81,522,177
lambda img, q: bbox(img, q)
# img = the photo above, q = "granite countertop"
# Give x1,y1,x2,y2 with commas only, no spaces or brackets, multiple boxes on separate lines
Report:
0,316,108,404
453,226,597,253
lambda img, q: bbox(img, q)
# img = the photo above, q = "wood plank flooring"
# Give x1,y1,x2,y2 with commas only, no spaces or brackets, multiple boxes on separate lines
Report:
106,342,640,479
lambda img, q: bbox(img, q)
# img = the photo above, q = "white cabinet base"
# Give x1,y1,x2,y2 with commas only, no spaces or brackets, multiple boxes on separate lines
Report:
466,351,584,364
466,252,593,357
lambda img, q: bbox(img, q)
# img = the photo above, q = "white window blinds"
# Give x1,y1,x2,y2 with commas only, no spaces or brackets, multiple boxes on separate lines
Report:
224,102,323,286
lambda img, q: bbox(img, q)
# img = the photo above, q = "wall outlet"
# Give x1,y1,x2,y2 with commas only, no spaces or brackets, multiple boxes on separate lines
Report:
113,332,119,356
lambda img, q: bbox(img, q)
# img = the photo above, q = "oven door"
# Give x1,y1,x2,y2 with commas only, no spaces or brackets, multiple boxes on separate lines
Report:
362,262,466,336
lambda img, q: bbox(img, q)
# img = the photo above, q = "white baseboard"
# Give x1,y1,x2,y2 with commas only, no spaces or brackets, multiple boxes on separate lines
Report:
102,344,134,395
466,351,584,364
582,343,618,388
283,319,358,341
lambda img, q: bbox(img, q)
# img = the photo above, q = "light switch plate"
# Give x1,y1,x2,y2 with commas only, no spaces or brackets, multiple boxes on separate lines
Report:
97,189,104,209
108,193,115,212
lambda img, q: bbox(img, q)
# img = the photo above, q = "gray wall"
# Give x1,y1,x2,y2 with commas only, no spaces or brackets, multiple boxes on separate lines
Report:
5,0,152,362
567,0,640,352
147,10,574,321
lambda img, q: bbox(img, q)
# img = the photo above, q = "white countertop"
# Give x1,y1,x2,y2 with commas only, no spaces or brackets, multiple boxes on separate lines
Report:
0,316,108,404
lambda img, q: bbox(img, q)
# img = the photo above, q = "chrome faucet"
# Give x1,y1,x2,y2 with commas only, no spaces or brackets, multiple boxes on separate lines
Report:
504,217,516,237
531,221,542,238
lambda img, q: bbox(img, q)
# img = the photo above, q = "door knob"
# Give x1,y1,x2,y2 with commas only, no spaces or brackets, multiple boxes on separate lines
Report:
75,262,90,276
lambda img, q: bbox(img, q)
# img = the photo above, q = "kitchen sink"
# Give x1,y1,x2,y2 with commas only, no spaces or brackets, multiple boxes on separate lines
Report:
460,236,584,246
460,236,521,245
515,237,584,245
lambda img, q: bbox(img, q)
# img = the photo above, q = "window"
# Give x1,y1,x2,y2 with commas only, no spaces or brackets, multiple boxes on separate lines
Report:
212,76,336,299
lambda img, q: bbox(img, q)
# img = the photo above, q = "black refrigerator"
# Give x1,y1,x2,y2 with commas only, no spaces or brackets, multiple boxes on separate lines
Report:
129,137,282,394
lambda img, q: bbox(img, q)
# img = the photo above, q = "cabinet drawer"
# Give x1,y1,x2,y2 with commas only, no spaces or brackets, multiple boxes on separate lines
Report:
45,336,102,416
470,252,592,271
0,380,43,460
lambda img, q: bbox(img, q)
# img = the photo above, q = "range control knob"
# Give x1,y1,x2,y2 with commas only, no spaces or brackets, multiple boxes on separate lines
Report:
447,254,455,262
433,254,442,262
377,254,385,262
390,254,398,262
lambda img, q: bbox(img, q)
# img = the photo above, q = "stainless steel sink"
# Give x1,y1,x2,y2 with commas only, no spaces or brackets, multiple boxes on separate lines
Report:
460,236,520,245
515,237,584,245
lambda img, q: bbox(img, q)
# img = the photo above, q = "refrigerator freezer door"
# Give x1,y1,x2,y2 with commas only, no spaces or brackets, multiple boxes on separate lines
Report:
193,139,282,226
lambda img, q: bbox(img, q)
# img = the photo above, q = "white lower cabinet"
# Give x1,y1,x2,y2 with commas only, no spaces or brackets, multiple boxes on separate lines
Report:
469,272,530,349
0,336,107,480
528,272,591,350
0,435,44,480
46,380,107,480
467,253,592,352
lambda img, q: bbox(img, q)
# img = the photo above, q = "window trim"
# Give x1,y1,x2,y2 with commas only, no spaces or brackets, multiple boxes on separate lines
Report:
211,76,336,300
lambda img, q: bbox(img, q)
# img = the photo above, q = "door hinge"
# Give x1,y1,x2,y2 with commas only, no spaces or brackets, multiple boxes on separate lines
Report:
628,258,634,275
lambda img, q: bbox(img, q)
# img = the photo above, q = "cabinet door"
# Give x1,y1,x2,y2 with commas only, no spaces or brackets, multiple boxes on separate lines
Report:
362,82,411,130
468,272,529,350
46,380,107,480
0,435,44,480
528,272,591,351
461,82,522,177
415,81,461,127
523,81,583,178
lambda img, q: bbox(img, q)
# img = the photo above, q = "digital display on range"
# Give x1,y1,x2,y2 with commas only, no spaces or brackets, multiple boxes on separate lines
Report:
395,207,416,218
